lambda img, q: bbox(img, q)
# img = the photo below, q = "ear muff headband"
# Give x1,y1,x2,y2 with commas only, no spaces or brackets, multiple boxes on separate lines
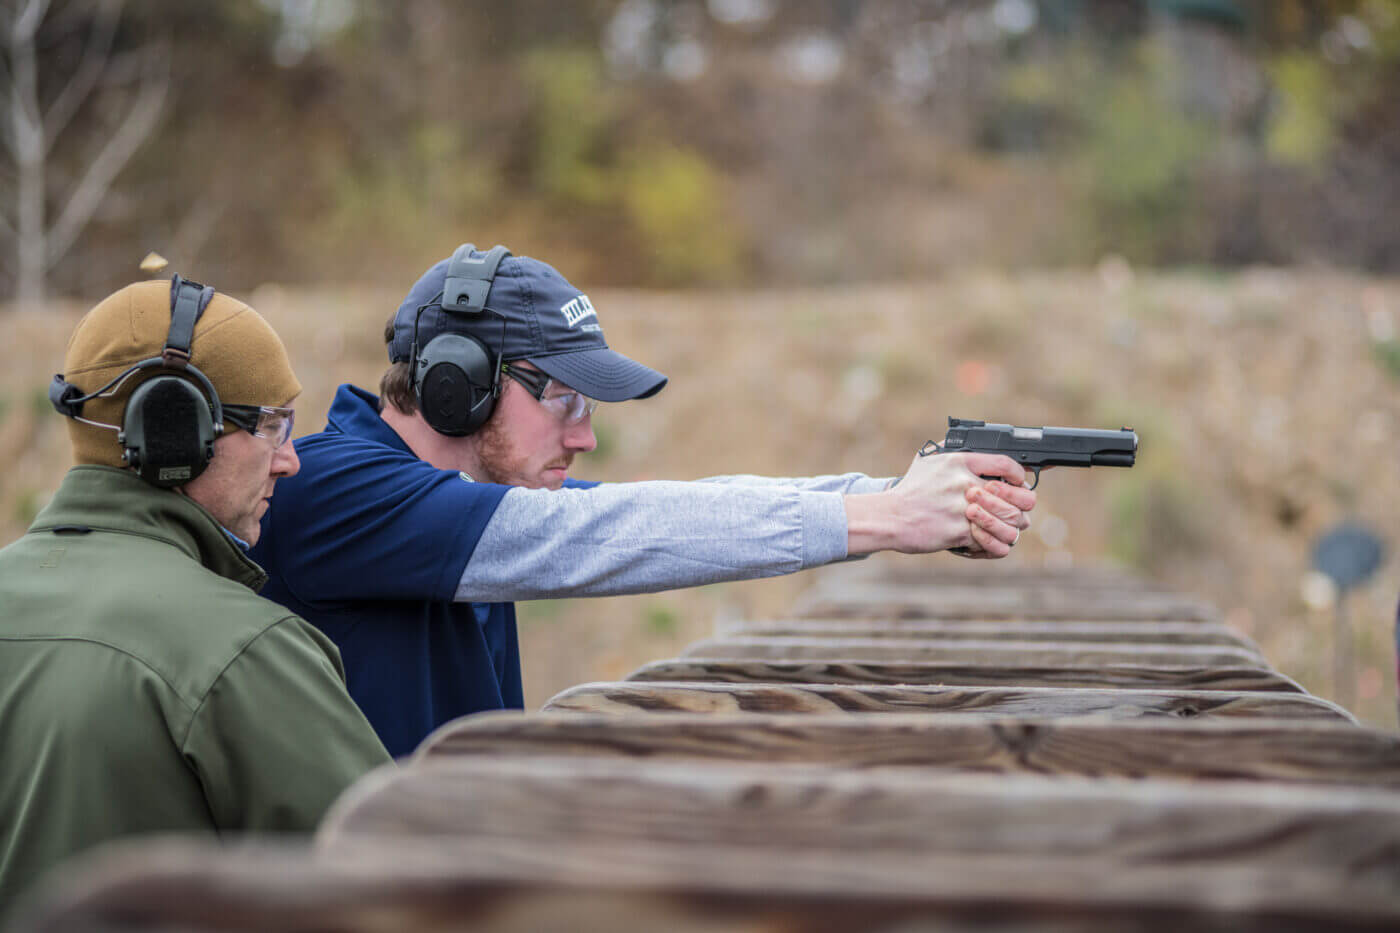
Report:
411,243,512,436
49,275,225,487
442,243,510,313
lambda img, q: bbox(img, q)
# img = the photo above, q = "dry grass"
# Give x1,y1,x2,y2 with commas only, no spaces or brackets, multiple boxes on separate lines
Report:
4,267,1399,728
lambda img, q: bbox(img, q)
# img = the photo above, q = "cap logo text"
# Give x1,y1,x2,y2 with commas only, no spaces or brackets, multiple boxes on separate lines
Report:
560,295,599,331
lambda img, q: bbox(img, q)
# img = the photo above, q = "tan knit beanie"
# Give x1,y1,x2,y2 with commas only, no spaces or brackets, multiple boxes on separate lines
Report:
61,280,302,468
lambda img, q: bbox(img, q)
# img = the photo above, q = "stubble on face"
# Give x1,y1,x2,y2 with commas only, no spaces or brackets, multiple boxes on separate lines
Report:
470,410,572,490
179,432,278,544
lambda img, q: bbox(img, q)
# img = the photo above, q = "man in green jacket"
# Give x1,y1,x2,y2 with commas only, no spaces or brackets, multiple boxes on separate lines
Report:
0,278,392,915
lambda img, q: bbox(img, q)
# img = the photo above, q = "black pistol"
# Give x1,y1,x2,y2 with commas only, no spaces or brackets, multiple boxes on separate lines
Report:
923,417,1138,489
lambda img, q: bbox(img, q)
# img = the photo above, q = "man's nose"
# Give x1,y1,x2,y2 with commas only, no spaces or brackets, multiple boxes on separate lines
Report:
564,417,597,453
272,440,301,477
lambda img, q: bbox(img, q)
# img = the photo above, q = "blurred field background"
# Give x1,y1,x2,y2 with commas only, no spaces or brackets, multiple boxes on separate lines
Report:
1,0,1399,725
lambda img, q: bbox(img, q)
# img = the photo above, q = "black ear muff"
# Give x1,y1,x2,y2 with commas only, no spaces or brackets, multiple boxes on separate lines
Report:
49,275,225,487
120,375,218,487
417,333,497,437
411,242,512,437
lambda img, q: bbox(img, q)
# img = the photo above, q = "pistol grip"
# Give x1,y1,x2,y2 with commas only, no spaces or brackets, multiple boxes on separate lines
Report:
921,442,1042,490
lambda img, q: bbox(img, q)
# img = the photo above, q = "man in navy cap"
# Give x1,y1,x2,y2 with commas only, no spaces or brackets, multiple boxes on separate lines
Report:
251,244,1036,757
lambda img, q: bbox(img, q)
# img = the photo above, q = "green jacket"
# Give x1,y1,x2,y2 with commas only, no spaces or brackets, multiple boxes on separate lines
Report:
0,466,392,913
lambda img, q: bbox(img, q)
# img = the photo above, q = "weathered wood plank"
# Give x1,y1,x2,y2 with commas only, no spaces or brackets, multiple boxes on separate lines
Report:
21,839,1400,932
627,659,1307,692
682,636,1268,668
418,712,1393,787
792,582,1219,621
542,681,1354,721
723,618,1259,650
320,758,1400,882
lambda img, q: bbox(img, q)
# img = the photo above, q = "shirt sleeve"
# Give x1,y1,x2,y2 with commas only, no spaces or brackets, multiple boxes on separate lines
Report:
691,471,894,495
456,480,850,602
181,617,393,832
259,438,509,604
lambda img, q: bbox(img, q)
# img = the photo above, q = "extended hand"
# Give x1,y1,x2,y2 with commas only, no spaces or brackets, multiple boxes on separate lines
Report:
844,451,1036,558
960,473,1037,559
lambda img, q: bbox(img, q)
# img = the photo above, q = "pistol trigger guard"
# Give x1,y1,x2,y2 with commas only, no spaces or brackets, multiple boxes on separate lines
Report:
1028,467,1041,491
918,440,943,458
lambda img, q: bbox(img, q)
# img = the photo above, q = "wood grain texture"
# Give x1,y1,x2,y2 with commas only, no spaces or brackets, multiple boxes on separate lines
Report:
417,712,1394,786
681,636,1268,668
722,618,1259,650
21,560,1392,933
627,658,1307,692
791,582,1219,621
21,838,1400,932
319,757,1400,881
542,681,1354,720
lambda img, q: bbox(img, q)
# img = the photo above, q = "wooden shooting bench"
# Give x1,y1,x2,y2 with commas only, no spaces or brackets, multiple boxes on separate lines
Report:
679,635,1267,666
543,679,1355,719
19,563,1400,932
625,657,1306,691
417,711,1397,787
312,756,1400,862
20,836,1400,932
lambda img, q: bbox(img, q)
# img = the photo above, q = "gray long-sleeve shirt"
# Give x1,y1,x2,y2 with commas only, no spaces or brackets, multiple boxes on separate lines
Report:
456,472,891,602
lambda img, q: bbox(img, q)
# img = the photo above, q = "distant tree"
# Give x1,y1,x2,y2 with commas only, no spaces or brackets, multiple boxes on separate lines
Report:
0,0,167,307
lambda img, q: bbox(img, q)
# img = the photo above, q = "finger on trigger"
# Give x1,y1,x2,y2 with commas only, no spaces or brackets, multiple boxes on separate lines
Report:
966,452,1027,488
984,480,1037,511
969,492,1021,527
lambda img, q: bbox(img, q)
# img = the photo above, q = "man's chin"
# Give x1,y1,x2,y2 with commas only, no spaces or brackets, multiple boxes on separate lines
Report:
224,520,260,547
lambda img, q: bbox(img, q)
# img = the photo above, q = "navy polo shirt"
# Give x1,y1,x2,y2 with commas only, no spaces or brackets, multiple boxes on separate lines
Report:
251,384,521,758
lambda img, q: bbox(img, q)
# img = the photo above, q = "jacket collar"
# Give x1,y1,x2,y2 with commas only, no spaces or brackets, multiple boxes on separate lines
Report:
325,383,415,454
29,465,268,591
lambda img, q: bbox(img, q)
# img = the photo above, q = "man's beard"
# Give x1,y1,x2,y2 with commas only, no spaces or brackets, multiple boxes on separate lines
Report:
470,413,525,486
470,413,569,488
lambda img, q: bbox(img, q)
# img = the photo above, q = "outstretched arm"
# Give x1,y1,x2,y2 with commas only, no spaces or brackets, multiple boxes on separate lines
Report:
459,480,848,601
458,453,1034,602
692,472,893,495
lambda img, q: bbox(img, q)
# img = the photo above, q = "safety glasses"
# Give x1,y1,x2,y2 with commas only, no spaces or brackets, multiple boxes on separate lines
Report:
224,405,296,447
501,363,599,425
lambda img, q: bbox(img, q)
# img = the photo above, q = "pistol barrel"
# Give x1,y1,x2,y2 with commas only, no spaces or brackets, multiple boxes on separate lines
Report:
943,418,1138,470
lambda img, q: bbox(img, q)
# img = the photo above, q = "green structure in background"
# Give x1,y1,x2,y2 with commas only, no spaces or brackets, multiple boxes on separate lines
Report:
1037,0,1246,32
1153,0,1247,28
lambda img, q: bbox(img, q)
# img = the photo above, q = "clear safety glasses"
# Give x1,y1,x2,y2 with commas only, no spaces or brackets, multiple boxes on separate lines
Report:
501,364,599,425
224,405,296,447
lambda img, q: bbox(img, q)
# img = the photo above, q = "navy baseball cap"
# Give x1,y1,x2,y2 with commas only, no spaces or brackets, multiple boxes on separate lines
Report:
390,247,667,402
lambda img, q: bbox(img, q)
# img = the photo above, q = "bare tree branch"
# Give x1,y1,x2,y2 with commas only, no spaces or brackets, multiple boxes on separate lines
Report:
9,0,51,43
7,0,45,162
0,58,15,159
44,43,165,267
9,0,47,303
42,0,120,149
